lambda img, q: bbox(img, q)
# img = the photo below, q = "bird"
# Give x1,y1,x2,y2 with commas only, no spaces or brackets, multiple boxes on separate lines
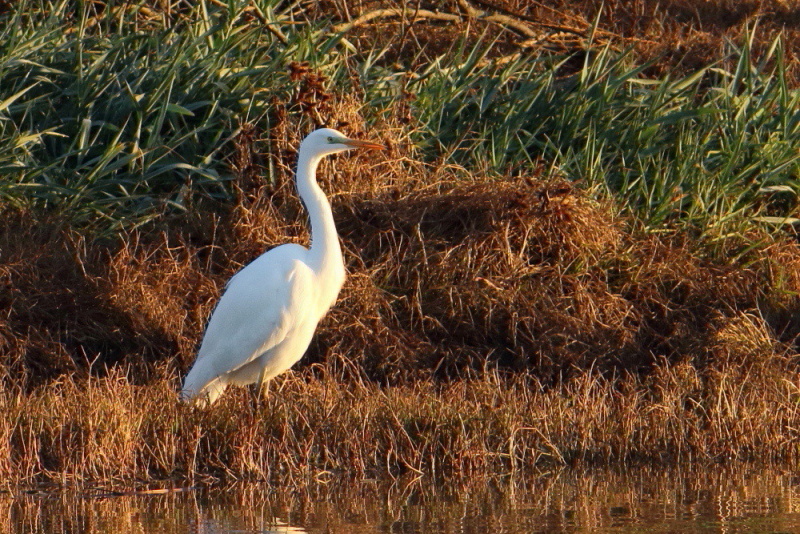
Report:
181,128,384,404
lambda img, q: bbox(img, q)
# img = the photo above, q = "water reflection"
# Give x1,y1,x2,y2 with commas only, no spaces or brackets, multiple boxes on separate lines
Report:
2,466,800,533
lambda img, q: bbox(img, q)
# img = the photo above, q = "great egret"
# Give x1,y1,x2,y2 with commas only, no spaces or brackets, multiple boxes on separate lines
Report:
181,128,384,404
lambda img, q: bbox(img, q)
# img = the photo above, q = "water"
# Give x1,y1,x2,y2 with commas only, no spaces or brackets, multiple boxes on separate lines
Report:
3,466,800,533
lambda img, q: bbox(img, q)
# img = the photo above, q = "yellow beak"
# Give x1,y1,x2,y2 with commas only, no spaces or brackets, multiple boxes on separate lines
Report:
342,137,386,151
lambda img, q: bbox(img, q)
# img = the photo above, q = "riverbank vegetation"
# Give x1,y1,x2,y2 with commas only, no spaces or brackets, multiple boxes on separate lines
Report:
2,363,799,485
0,0,799,485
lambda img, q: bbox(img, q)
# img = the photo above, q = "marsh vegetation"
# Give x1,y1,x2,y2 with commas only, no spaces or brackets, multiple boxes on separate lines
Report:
0,0,798,485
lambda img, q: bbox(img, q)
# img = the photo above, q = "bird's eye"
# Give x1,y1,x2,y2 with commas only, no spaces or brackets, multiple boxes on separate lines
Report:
327,136,334,143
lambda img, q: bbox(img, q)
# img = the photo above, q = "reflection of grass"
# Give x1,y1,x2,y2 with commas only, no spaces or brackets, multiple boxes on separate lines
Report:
1,467,798,532
0,1,799,483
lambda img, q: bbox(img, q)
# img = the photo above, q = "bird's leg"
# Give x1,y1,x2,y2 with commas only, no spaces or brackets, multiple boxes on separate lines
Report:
251,367,269,409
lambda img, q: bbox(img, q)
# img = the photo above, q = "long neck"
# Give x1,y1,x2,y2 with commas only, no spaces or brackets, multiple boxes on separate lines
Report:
296,150,342,270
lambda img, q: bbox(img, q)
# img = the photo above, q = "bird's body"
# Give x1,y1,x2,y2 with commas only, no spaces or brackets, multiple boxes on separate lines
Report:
181,128,383,404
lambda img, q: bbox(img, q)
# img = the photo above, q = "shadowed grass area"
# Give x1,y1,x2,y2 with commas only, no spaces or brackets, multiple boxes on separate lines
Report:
0,0,357,230
3,154,798,387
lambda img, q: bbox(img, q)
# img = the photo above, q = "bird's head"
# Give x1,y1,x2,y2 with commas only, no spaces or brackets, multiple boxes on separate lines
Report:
301,128,385,157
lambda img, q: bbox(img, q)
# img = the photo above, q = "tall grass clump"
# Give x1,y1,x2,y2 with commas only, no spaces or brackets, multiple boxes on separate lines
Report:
0,0,370,230
406,34,800,232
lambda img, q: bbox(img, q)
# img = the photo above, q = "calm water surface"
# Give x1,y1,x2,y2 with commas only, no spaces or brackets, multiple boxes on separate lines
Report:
4,466,800,533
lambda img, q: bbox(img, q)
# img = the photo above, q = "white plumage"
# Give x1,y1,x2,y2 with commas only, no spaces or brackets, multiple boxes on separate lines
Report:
181,128,384,404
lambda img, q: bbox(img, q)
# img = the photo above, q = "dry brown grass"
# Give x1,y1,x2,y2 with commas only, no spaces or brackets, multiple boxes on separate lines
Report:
0,361,798,486
4,121,794,387
290,1,800,85
0,109,799,483
37,1,800,82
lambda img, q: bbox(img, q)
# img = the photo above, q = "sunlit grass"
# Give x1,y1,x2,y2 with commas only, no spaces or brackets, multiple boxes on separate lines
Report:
0,2,798,235
1,361,798,485
407,34,800,235
0,0,353,230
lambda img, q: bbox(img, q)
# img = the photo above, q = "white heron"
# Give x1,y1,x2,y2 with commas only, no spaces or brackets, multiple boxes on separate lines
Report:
181,128,384,404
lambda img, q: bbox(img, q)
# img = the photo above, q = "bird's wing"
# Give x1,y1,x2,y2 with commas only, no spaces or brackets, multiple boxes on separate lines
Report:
184,244,314,391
